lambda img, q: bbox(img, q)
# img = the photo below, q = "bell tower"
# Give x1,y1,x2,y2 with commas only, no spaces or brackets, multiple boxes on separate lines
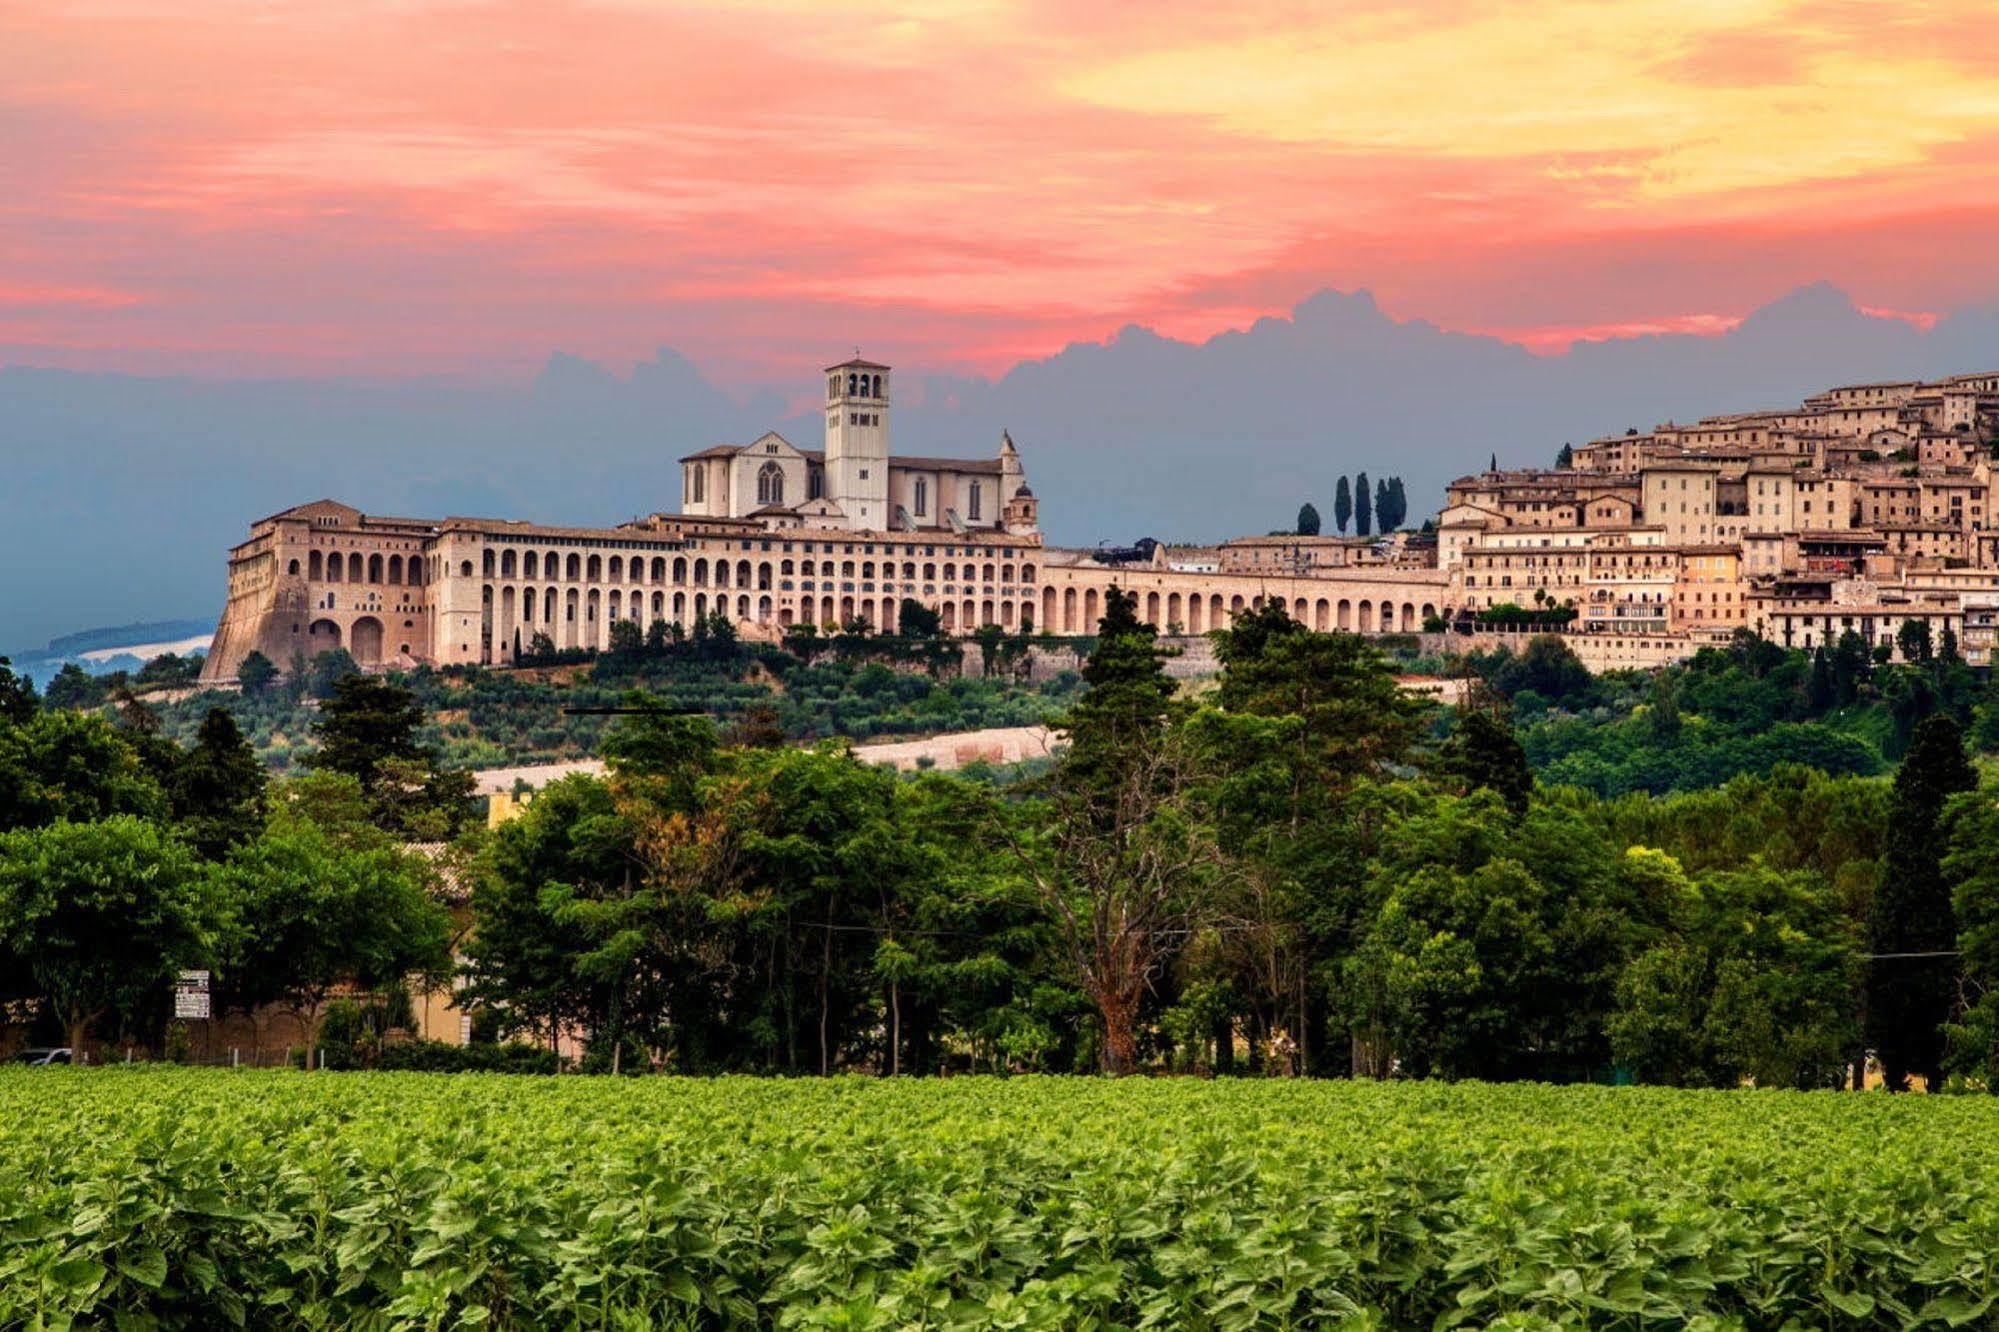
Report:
824,356,891,530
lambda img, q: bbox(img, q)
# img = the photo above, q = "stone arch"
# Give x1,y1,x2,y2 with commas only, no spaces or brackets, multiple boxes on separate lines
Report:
673,591,687,621
307,618,341,650
942,602,958,631
564,588,581,648
981,599,996,626
1145,591,1161,624
1043,587,1058,629
524,551,539,579
1315,598,1331,631
566,553,581,581
1002,601,1016,628
478,551,491,579
736,594,750,620
1338,598,1352,630
1021,563,1036,582
757,562,773,590
586,554,602,582
651,557,666,583
1358,600,1372,632
389,554,404,583
1062,587,1078,632
1084,587,1101,629
349,553,364,582
1209,593,1224,627
308,551,323,580
608,556,623,582
737,559,753,588
757,594,773,622
1187,594,1204,633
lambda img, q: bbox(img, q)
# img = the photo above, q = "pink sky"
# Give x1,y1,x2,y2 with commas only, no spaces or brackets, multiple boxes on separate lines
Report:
5,0,1999,385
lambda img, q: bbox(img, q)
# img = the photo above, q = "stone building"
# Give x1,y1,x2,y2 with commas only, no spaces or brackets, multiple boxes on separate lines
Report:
201,354,1461,681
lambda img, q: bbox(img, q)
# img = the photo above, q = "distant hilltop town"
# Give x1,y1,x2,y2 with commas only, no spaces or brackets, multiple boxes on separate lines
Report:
201,360,1999,682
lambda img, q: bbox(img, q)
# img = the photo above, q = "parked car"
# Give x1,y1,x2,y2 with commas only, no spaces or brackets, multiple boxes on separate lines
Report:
8,1048,73,1066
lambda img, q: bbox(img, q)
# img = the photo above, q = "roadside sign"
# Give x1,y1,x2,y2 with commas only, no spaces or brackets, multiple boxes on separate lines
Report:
173,970,211,1020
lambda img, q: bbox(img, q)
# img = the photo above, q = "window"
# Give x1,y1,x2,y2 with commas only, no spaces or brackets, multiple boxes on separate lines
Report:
689,466,706,504
968,482,982,520
757,462,784,506
914,477,928,516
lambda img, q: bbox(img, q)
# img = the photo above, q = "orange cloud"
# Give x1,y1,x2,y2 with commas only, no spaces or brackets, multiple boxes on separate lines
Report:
1,0,1997,381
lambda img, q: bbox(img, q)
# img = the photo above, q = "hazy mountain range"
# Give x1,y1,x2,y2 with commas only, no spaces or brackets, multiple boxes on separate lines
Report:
9,281,1999,654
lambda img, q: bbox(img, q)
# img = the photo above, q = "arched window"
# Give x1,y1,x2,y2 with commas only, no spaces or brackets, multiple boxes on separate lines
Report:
967,482,982,521
847,372,858,396
288,558,301,576
914,477,928,516
871,374,882,397
808,469,823,500
757,461,785,506
689,466,705,504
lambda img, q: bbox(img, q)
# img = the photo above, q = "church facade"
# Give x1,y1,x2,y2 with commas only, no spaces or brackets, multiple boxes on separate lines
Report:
200,356,1049,680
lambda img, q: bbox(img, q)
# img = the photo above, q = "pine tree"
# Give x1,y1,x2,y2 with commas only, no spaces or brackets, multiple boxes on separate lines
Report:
236,651,278,696
1296,502,1321,536
172,707,268,859
1354,471,1373,536
1374,478,1392,533
1334,477,1352,534
1868,714,1978,1091
1556,443,1574,469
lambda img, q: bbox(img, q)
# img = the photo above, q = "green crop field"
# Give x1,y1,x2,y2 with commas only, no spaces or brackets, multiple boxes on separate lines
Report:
3,1072,1996,1330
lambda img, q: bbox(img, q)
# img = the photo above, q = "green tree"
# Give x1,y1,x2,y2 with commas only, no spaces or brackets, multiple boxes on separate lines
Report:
236,650,278,696
215,811,452,1059
464,774,630,1052
1444,707,1532,817
0,657,37,723
308,674,426,786
1609,861,1859,1088
43,662,100,711
1898,618,1934,663
1943,788,1999,1086
1296,502,1321,536
306,648,361,699
0,816,226,1054
1023,586,1205,1073
0,710,166,832
1868,714,1977,1090
1334,477,1352,534
607,618,644,656
1555,443,1574,469
171,707,268,859
1354,470,1373,537
898,598,942,637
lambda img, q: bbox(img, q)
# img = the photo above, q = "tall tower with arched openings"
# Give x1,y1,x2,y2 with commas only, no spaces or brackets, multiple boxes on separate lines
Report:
824,356,891,530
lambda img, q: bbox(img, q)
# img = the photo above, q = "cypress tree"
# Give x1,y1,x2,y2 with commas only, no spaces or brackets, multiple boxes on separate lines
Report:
1296,502,1321,536
1062,587,1178,811
1868,714,1978,1091
1334,477,1352,534
1443,708,1532,817
1354,471,1373,537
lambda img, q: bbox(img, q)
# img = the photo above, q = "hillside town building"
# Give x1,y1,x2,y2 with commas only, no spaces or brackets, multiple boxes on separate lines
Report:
202,361,1999,682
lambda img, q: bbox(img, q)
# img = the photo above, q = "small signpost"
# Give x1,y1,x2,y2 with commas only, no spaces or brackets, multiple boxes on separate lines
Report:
173,970,211,1021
